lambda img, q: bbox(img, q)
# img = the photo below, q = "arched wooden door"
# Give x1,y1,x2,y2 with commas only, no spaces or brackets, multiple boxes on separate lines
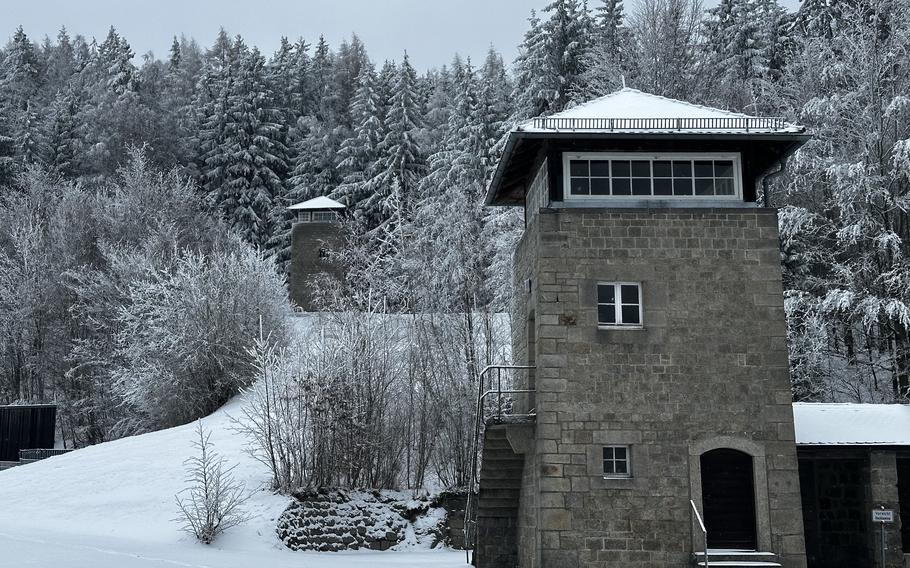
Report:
700,448,757,550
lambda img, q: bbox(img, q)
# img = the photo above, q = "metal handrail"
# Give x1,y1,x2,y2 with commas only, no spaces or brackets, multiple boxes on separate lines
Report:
531,116,790,132
690,499,709,568
464,364,535,563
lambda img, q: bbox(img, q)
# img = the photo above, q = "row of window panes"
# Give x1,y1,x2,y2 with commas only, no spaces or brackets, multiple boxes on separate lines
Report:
298,211,338,222
569,159,735,197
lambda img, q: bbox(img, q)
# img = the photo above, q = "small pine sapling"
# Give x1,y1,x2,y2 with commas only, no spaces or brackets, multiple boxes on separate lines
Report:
174,421,250,544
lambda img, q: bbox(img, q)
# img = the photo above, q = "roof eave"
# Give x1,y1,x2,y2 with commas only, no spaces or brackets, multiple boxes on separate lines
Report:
484,130,813,207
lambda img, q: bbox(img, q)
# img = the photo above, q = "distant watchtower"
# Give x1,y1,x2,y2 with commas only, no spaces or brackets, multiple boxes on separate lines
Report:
287,196,346,311
470,88,812,568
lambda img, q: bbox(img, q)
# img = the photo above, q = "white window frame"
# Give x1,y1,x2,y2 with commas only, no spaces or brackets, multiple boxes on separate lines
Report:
562,152,743,201
597,282,643,330
603,445,632,479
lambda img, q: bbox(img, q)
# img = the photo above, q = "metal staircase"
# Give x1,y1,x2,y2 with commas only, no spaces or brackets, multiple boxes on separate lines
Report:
464,365,535,567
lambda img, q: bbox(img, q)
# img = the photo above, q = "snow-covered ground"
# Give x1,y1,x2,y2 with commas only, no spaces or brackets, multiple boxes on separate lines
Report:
0,397,466,567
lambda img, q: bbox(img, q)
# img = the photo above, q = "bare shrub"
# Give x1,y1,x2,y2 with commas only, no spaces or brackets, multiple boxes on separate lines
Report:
175,421,250,544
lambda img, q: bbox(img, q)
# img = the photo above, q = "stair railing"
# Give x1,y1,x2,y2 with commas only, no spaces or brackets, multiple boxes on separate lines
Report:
690,499,709,568
464,364,536,563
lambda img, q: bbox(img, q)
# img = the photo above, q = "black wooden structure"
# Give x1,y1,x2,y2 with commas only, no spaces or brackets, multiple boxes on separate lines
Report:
0,404,57,462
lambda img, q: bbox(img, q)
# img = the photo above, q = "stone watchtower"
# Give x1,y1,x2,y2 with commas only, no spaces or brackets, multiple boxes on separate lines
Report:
287,196,346,311
473,88,812,568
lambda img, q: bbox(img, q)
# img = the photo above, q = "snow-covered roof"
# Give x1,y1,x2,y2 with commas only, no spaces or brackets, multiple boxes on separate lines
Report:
287,196,346,211
793,403,910,446
517,88,804,135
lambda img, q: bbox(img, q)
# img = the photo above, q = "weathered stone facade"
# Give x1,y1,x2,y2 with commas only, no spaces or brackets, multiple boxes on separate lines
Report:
510,199,807,567
871,451,906,568
289,220,344,311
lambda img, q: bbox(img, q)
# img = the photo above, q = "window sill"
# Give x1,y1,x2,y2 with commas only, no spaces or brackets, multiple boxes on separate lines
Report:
597,325,644,331
602,475,633,480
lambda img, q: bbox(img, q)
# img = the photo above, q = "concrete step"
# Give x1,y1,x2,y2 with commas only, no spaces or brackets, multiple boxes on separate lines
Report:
482,436,513,449
481,454,523,465
478,466,524,479
695,563,781,567
694,550,780,567
479,478,522,490
477,499,520,516
483,427,509,439
478,488,520,500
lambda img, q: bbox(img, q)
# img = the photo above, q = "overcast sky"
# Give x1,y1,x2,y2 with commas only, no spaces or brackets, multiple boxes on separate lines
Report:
4,0,801,71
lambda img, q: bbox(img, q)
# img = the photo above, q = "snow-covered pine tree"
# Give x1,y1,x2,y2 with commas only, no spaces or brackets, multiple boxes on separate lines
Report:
578,0,633,99
774,0,910,402
363,52,425,225
210,42,288,249
45,89,82,178
334,63,384,205
513,1,592,118
0,26,40,116
512,11,552,119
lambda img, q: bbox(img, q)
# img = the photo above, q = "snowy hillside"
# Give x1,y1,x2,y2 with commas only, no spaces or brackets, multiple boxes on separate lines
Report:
0,396,465,567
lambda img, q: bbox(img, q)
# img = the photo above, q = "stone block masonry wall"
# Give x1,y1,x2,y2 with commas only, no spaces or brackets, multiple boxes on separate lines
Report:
289,222,345,311
513,218,542,568
523,207,806,568
870,451,906,568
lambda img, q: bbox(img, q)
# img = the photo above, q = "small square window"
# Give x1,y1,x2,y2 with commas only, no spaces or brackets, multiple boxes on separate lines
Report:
611,178,631,195
632,178,651,196
653,160,672,177
715,160,734,178
591,178,611,195
597,283,642,328
631,160,651,177
590,160,610,176
570,160,589,177
570,178,590,195
603,445,632,478
673,178,693,195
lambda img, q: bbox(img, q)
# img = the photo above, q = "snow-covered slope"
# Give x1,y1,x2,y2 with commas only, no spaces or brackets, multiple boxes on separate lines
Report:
0,396,464,567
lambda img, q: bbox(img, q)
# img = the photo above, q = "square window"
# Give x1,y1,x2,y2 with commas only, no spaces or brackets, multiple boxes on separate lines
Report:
602,445,632,478
653,160,672,177
590,160,610,176
632,178,651,196
611,160,630,177
598,283,642,328
591,178,611,195
570,178,590,195
611,178,631,195
631,160,651,177
570,160,589,177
